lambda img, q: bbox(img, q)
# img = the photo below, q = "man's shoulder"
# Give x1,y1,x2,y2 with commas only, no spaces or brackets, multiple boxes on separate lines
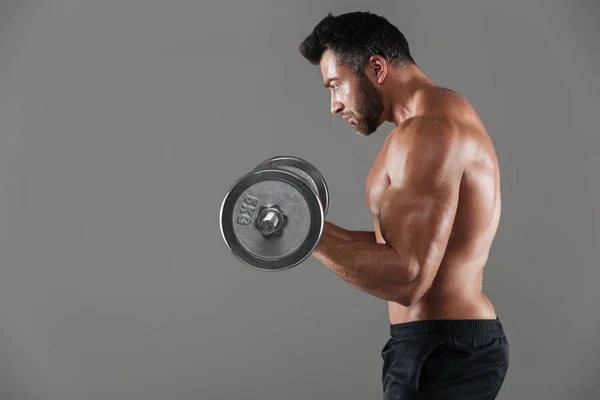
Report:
388,115,462,152
386,115,481,174
390,89,486,155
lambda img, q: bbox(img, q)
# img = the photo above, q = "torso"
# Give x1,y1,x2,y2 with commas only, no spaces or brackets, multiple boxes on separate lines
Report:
366,88,500,324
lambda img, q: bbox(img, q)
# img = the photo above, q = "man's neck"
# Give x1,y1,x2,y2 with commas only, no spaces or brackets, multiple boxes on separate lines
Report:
384,66,438,126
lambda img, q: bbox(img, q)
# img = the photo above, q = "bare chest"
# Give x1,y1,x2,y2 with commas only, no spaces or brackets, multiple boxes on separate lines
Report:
365,141,392,217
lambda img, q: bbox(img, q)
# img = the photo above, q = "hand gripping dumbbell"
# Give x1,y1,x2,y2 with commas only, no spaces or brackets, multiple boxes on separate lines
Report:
219,156,329,271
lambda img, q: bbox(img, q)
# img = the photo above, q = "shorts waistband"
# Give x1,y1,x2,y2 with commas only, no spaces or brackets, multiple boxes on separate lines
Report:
389,317,505,341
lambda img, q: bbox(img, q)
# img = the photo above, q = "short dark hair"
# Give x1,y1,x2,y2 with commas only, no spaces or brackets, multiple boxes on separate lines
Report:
299,11,415,75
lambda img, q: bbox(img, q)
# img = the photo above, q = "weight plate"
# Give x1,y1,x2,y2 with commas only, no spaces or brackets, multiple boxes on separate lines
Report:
254,156,329,217
219,168,324,271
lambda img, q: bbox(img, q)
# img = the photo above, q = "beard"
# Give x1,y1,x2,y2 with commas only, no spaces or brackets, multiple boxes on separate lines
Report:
351,73,385,136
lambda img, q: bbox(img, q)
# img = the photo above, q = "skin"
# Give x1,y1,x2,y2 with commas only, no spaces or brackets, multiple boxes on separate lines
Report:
312,49,499,323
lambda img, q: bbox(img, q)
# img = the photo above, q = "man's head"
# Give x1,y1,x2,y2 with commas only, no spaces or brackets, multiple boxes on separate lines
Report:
299,12,415,136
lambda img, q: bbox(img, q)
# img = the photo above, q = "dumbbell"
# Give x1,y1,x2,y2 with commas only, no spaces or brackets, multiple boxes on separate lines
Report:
219,156,329,271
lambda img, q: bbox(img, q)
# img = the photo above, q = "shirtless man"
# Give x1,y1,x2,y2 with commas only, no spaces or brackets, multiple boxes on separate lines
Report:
299,12,509,399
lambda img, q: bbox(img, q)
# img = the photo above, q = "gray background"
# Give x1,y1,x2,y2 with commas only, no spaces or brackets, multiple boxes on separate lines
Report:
0,0,598,399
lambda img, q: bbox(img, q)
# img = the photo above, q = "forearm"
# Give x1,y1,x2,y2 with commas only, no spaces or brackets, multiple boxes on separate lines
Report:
313,224,419,305
323,221,377,242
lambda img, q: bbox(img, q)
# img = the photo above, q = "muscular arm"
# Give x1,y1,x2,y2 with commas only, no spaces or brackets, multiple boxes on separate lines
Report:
314,221,419,302
313,119,465,306
323,222,376,242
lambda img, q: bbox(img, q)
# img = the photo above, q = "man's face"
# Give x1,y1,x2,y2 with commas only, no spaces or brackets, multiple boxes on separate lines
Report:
319,50,384,136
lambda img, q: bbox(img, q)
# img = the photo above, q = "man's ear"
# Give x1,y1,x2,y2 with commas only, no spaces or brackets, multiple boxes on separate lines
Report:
367,55,388,84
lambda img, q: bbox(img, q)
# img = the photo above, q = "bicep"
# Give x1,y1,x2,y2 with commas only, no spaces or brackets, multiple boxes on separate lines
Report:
378,177,461,282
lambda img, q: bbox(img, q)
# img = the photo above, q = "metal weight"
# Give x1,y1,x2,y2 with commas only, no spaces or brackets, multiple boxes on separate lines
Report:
254,156,329,216
219,162,327,271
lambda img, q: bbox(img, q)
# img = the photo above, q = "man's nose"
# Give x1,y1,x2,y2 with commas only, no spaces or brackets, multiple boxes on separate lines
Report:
330,96,344,115
331,93,344,114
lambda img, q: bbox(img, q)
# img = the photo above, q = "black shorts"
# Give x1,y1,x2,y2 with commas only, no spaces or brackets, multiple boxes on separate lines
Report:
381,317,509,399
